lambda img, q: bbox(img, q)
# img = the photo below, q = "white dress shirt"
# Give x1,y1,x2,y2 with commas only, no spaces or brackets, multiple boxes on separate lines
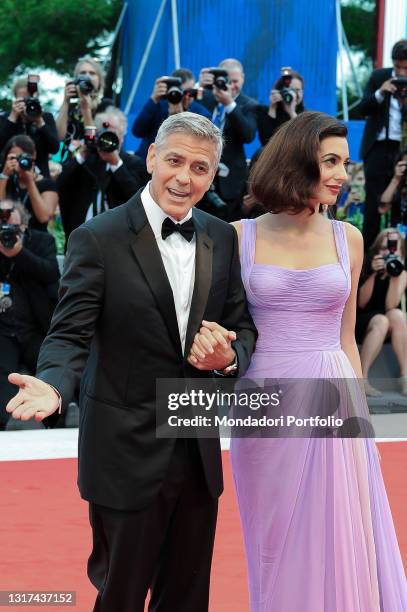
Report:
141,183,196,353
76,153,124,222
375,70,402,142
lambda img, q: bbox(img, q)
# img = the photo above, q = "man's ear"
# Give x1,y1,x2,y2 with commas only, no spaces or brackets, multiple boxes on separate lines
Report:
146,143,156,175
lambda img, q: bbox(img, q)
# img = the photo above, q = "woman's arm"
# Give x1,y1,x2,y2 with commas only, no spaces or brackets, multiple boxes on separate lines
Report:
385,271,407,311
381,160,405,204
25,174,58,224
340,223,364,377
358,273,375,309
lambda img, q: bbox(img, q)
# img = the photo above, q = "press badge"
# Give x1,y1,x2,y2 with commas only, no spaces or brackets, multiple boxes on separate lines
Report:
0,282,12,313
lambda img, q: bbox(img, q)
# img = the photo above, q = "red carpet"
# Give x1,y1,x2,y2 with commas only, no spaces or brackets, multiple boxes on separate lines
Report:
1,443,406,611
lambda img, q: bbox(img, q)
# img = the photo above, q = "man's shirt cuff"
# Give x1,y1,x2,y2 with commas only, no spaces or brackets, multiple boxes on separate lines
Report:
224,101,237,114
374,89,385,104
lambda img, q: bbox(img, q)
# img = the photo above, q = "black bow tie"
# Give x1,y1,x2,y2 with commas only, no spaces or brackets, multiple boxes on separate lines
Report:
161,217,195,242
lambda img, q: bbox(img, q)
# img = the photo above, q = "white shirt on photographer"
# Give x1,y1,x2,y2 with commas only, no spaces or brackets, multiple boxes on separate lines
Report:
375,70,402,142
73,152,124,221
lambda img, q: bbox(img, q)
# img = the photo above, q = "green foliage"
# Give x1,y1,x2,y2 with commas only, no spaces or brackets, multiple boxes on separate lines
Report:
48,215,66,255
0,0,122,84
341,1,376,63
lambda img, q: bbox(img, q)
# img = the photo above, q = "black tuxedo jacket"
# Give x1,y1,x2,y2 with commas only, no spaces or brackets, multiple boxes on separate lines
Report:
358,67,393,160
0,230,59,335
57,150,149,242
37,191,257,510
200,92,257,200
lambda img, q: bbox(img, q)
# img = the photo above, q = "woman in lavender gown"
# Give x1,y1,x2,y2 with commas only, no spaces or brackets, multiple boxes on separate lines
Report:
230,111,407,611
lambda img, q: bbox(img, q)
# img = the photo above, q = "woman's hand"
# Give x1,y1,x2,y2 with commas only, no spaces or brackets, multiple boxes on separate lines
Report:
268,89,282,110
371,254,385,274
3,155,19,177
19,167,36,186
63,81,77,104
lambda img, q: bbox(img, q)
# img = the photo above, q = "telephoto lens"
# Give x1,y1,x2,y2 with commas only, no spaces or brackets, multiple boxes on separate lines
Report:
0,224,20,249
96,129,120,153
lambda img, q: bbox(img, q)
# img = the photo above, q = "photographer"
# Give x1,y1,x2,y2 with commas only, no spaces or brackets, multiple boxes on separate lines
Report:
131,68,211,160
379,150,407,240
0,135,58,232
0,200,59,430
198,58,257,221
359,39,407,249
256,69,305,146
0,77,59,178
56,56,113,153
58,106,148,243
356,228,407,396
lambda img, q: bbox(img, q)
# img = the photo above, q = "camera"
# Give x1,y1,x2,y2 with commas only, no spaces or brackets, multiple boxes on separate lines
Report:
161,77,184,104
202,185,228,219
384,236,404,277
183,87,199,100
278,67,296,105
74,75,95,95
24,97,42,118
391,77,407,100
205,68,229,91
84,124,119,153
0,224,21,249
24,74,42,118
17,153,34,171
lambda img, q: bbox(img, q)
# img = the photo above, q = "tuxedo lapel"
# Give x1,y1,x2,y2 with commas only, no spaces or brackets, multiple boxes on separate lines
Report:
127,193,183,357
184,212,213,358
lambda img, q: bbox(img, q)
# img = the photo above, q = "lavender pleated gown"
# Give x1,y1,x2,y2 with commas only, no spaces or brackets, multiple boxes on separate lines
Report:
230,219,407,611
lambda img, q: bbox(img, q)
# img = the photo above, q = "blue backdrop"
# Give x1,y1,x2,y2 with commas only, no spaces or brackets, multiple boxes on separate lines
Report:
120,0,341,156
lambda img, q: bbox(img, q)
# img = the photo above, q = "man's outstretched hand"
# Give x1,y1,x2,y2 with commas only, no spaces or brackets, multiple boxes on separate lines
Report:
6,373,60,422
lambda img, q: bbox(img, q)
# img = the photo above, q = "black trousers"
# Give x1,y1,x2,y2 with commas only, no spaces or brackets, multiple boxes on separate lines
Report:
88,438,218,612
362,139,400,250
0,332,44,429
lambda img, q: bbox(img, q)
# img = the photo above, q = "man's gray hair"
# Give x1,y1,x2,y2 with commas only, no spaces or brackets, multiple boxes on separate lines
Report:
94,106,128,139
0,199,31,226
155,112,223,166
219,58,244,74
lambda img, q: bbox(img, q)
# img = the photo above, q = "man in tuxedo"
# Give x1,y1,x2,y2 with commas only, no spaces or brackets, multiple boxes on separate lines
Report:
199,59,257,221
6,112,257,611
57,106,148,245
359,39,407,249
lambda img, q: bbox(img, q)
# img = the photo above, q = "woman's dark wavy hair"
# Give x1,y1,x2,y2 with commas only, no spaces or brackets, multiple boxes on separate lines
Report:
248,111,348,215
0,134,36,171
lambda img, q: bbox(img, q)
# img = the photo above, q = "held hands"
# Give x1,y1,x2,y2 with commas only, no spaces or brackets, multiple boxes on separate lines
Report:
6,373,60,423
187,320,237,371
